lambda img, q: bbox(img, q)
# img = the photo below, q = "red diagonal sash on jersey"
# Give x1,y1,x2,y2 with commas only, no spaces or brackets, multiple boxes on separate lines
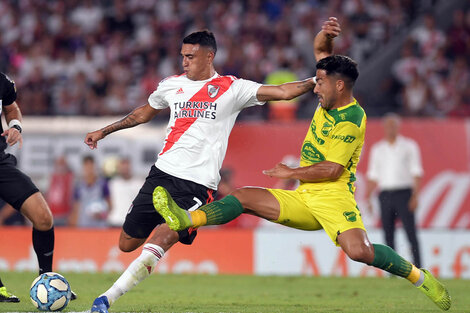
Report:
159,76,234,156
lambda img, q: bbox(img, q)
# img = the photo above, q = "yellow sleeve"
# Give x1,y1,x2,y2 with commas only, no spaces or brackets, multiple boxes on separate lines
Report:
326,122,361,166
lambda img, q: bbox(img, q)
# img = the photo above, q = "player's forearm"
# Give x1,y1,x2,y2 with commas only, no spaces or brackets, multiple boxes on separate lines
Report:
100,105,151,137
3,102,23,123
313,30,334,62
278,78,315,100
365,179,378,199
412,176,421,195
289,161,343,183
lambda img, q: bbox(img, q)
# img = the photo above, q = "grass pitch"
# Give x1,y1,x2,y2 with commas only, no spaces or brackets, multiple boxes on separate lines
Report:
0,272,468,313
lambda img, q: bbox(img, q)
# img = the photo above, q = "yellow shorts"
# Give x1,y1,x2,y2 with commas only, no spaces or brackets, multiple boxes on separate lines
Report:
267,188,366,246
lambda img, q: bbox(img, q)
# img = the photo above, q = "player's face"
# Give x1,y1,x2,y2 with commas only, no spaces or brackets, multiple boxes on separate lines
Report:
384,116,400,139
313,69,338,110
180,44,214,80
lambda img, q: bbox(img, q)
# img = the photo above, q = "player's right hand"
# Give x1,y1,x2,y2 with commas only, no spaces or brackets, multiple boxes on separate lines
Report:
1,128,23,148
322,17,341,39
366,199,373,214
84,130,104,150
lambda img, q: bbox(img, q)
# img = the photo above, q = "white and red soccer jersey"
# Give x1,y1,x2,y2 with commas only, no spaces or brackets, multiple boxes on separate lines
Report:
148,72,264,190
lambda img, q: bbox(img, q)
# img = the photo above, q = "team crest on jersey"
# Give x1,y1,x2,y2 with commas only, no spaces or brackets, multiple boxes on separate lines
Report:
207,84,220,98
321,122,333,136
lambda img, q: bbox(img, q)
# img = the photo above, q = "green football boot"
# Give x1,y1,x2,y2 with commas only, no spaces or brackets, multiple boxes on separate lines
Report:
0,286,20,303
153,186,192,231
417,269,451,311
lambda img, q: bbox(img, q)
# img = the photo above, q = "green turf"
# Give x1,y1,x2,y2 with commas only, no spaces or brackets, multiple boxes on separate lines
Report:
0,271,468,312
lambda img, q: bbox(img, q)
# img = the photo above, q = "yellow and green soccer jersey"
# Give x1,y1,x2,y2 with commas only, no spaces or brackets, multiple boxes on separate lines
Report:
299,99,366,193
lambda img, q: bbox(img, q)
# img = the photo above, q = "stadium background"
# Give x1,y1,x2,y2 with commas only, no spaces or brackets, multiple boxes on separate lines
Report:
0,0,469,280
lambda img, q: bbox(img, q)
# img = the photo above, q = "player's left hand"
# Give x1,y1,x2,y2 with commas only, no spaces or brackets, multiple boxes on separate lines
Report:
1,128,23,148
408,193,418,212
263,163,294,179
322,17,341,39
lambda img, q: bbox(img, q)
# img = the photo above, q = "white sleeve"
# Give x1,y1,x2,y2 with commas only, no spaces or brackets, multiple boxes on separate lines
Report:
148,81,170,109
231,79,265,110
409,140,424,177
366,144,380,182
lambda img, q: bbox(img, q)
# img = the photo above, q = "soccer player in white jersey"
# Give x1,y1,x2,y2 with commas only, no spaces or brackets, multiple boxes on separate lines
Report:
86,19,341,313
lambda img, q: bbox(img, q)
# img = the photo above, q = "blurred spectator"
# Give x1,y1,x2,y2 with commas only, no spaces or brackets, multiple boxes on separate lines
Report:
411,13,445,59
366,113,423,267
46,156,74,226
264,61,299,122
69,155,110,228
392,43,422,86
107,158,141,227
446,9,469,59
401,69,430,116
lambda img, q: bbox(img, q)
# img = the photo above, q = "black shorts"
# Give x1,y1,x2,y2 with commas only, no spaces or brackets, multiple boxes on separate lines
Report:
123,166,216,245
0,153,39,210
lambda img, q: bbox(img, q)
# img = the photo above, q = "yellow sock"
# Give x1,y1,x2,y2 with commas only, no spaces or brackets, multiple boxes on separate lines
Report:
190,210,207,228
406,265,422,284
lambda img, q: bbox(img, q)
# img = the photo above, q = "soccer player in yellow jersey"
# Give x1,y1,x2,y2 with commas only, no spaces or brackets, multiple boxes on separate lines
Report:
153,18,450,311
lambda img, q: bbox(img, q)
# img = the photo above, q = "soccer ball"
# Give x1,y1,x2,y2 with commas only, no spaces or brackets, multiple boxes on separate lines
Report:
30,272,72,311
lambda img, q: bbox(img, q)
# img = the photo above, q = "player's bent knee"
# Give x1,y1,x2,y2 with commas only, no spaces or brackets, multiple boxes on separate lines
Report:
345,245,374,263
230,188,252,206
32,209,54,230
118,236,146,252
21,192,54,230
119,240,139,253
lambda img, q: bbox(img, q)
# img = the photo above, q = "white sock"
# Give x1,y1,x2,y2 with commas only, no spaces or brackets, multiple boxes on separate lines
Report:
101,244,164,305
414,270,425,287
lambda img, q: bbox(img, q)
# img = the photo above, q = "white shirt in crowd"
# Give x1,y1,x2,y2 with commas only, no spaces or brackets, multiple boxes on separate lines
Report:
108,176,142,227
367,135,423,190
148,72,264,190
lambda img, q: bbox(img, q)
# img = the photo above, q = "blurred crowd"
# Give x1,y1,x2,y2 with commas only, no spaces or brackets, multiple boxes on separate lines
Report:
391,10,470,117
1,0,463,120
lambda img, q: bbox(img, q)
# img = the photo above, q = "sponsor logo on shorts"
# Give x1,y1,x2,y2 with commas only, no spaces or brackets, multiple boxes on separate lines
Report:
343,211,357,222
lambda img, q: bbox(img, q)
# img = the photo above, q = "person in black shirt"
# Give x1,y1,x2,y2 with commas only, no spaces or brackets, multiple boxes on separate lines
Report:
0,72,75,302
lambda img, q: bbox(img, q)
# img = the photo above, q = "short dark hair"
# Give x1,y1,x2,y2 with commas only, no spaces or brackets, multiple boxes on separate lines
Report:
316,55,359,88
82,155,94,163
183,30,217,55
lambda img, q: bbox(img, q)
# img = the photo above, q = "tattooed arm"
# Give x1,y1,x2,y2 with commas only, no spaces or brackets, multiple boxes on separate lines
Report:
256,78,315,102
84,103,161,149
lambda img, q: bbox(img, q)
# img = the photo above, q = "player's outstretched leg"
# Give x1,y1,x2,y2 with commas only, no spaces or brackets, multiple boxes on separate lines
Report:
153,186,244,231
91,295,109,313
0,286,20,303
371,244,450,311
90,243,164,313
153,186,191,231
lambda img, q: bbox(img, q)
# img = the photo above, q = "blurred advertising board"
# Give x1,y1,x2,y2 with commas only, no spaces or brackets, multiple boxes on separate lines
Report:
0,227,468,278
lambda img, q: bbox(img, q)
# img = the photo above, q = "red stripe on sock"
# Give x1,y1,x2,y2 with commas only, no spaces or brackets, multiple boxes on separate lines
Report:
143,246,163,259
